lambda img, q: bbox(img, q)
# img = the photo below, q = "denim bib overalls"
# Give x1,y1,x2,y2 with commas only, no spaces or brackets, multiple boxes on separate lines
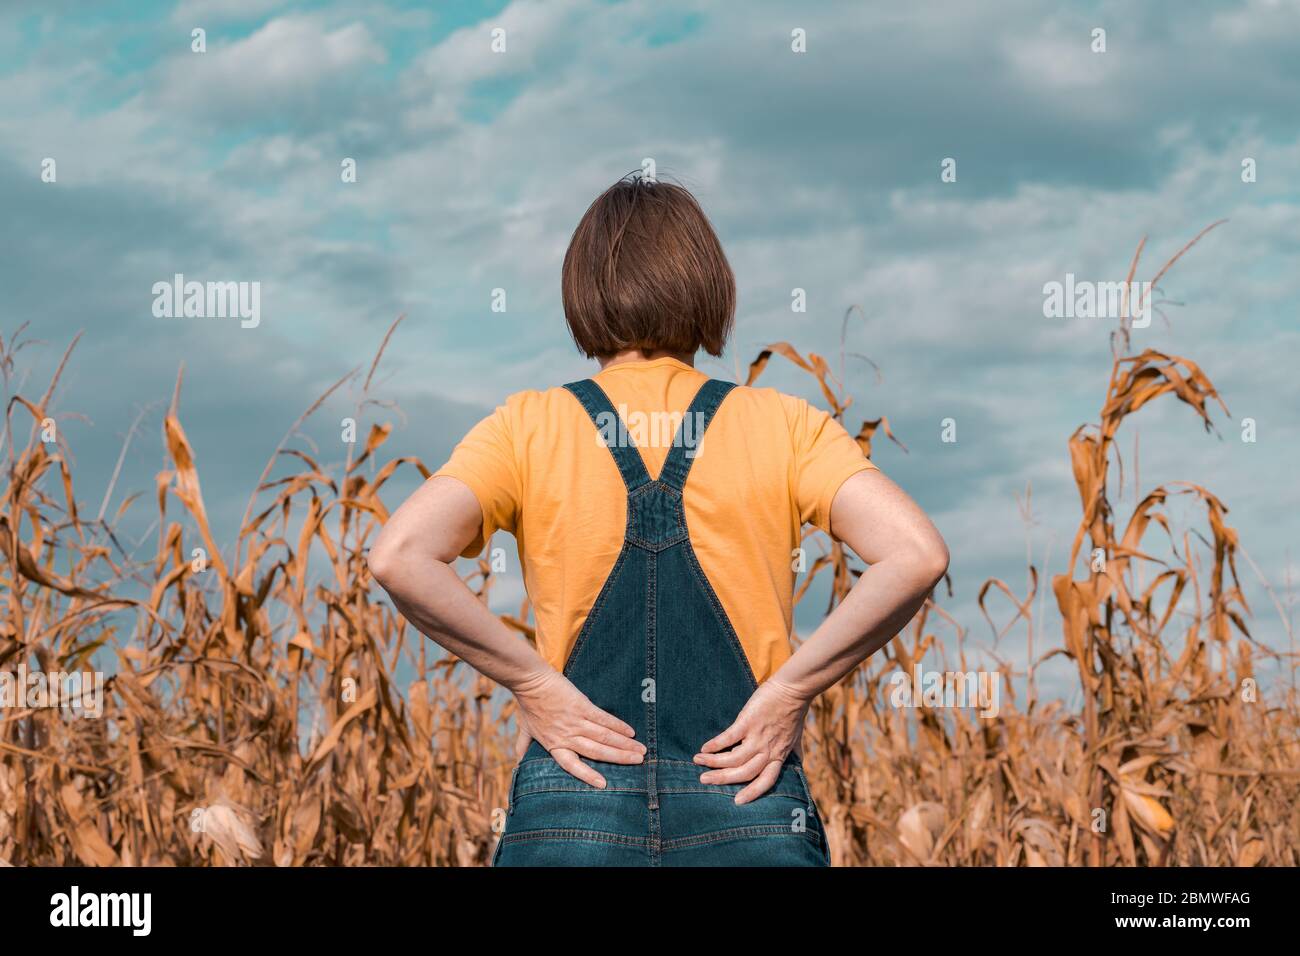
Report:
492,378,831,866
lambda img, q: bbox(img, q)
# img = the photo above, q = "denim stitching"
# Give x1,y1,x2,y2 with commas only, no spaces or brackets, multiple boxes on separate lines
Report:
793,766,818,813
653,787,806,799
661,824,824,852
512,783,802,799
501,828,650,848
646,549,661,864
791,767,833,864
628,480,682,501
626,480,687,553
507,762,521,816
511,757,801,773
514,785,646,796
646,551,657,763
493,761,521,866
627,533,689,553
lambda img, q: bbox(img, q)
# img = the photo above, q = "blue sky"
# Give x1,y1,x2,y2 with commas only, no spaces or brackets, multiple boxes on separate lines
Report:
2,0,1297,704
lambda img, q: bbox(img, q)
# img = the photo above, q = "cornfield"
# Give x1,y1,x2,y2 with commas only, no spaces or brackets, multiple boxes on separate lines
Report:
1,229,1296,866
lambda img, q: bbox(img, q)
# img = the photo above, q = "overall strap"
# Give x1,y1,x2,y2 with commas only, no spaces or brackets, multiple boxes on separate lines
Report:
563,379,652,493
657,379,737,492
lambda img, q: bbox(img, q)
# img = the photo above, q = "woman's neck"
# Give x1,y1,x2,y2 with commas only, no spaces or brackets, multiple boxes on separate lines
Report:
597,348,696,371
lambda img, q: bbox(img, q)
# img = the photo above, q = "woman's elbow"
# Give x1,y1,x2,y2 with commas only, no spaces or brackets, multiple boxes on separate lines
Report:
930,541,951,587
368,522,460,591
907,534,949,589
368,527,408,590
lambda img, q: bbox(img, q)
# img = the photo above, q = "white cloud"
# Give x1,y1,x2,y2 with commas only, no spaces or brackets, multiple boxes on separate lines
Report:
171,0,285,25
154,16,386,117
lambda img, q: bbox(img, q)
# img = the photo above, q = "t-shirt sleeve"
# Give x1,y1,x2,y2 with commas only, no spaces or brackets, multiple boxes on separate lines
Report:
781,393,879,535
432,402,521,558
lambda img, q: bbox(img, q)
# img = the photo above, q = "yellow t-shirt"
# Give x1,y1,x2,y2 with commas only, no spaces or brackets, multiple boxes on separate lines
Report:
433,356,877,682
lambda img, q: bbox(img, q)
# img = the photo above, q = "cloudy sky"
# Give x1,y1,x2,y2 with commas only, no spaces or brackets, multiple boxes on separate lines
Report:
3,0,1297,703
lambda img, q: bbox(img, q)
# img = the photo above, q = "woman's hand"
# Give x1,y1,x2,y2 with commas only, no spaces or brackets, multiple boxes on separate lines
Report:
512,668,646,788
693,677,811,804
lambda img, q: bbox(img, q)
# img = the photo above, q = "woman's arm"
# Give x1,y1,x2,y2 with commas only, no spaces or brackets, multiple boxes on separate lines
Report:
367,475,645,787
695,468,949,802
772,467,950,697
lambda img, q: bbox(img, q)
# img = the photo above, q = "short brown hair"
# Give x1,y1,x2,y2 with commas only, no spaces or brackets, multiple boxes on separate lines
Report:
562,175,735,358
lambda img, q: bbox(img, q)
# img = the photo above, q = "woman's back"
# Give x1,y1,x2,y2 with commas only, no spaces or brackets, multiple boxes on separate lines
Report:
369,175,948,866
443,363,863,864
435,356,876,685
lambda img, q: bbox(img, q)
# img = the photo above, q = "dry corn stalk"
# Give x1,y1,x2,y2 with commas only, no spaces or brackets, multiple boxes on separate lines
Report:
1,229,1296,866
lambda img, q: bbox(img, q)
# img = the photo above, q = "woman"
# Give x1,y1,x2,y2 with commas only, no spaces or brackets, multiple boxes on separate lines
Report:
368,175,949,866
